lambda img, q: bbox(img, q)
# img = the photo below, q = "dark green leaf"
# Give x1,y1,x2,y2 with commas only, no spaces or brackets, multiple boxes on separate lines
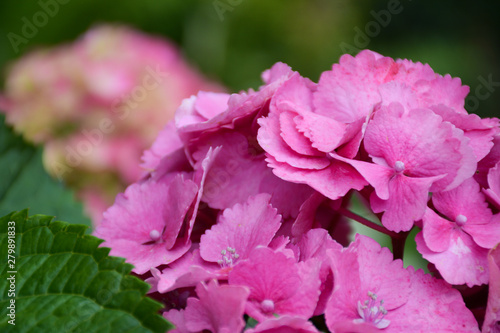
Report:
0,210,173,332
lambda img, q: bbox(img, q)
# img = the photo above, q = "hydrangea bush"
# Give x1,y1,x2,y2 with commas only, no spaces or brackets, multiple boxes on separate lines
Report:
95,50,500,332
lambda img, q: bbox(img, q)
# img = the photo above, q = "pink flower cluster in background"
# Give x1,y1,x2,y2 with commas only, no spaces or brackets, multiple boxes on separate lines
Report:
95,50,500,332
0,25,223,223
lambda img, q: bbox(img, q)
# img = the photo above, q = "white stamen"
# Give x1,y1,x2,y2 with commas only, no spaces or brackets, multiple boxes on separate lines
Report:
394,161,405,173
149,229,161,241
456,214,467,227
261,299,275,313
356,291,390,329
217,246,241,269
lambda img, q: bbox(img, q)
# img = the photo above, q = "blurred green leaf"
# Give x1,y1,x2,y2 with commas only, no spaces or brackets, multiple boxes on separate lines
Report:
0,115,91,228
0,210,173,332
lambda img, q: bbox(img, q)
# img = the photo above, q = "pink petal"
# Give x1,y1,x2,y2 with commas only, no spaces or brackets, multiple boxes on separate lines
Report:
370,174,436,232
387,267,479,332
94,176,197,274
163,309,189,333
325,234,411,331
279,111,321,156
184,280,249,333
228,247,304,321
246,316,320,333
200,194,282,263
421,208,453,253
294,111,347,153
258,112,330,170
483,245,500,333
416,231,490,286
267,155,367,200
314,50,394,123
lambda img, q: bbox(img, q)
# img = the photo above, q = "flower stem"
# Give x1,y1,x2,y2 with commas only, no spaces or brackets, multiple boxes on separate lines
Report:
337,207,399,239
391,230,409,260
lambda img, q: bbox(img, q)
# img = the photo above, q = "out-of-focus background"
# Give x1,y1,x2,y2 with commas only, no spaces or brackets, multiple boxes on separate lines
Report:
1,0,499,117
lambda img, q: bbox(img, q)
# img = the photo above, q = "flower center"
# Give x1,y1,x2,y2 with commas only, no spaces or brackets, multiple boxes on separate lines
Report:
142,227,165,245
217,246,240,268
353,291,390,329
394,161,405,173
455,214,467,227
149,229,161,241
261,299,275,314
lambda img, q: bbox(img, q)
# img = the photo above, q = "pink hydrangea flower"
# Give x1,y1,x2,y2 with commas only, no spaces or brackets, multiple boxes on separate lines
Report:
228,246,321,321
314,50,469,124
147,193,283,292
295,228,343,316
94,175,197,274
200,194,282,267
483,245,500,333
184,280,250,333
484,161,500,210
415,178,500,286
333,102,476,231
257,74,368,200
325,234,479,332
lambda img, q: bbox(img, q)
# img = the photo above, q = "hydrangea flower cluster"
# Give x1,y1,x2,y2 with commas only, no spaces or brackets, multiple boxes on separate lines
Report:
0,25,223,223
95,50,500,332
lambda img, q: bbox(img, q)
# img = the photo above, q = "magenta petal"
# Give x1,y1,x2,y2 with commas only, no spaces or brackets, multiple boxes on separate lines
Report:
193,91,231,120
488,161,500,196
432,177,492,225
296,229,343,316
387,267,479,332
370,174,436,232
294,111,347,153
277,258,322,319
200,194,282,262
258,112,330,170
140,120,183,171
184,280,249,333
163,309,189,333
483,245,500,333
267,155,367,200
421,208,453,252
325,235,411,331
313,50,391,123
94,176,197,274
246,316,320,333
292,192,326,237
485,161,500,209
229,247,308,320
150,249,218,293
279,111,321,156
465,214,500,249
416,231,490,286
331,154,393,200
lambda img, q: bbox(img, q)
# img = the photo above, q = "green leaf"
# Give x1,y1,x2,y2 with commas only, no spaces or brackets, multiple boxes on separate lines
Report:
0,210,173,333
0,115,91,229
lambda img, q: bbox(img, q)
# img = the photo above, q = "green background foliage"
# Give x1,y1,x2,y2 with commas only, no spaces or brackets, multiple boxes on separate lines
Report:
0,115,91,229
0,0,499,117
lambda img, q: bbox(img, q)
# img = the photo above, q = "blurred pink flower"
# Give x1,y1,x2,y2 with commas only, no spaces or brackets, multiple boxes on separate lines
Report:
1,24,224,225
